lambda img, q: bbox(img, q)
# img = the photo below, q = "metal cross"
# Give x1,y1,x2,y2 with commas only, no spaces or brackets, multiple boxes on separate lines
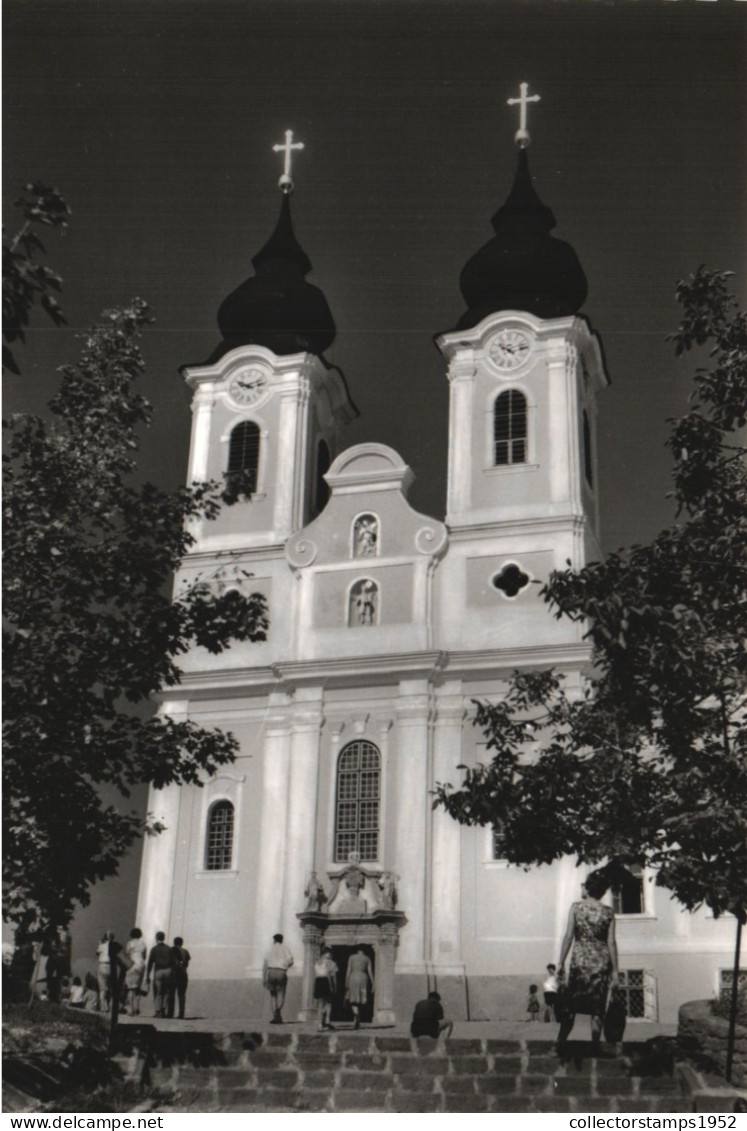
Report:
272,129,305,193
507,82,541,148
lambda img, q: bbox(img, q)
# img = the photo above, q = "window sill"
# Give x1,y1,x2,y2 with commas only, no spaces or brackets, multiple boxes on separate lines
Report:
194,869,239,878
484,463,540,476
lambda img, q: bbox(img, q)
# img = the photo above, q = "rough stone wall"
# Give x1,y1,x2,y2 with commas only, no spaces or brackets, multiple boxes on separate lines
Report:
678,1000,746,1086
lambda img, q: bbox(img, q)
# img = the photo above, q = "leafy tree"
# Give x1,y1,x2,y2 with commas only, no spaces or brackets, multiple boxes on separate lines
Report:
435,268,747,922
3,298,268,938
3,182,70,375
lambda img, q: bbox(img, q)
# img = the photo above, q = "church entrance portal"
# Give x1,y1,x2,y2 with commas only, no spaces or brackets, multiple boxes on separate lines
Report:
297,857,405,1024
329,944,375,1024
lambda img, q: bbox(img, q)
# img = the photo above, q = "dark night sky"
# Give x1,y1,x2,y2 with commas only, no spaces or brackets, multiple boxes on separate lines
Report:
4,0,746,959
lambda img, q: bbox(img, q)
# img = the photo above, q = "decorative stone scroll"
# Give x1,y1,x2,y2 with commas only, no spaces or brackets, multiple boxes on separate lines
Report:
286,534,318,569
415,523,448,558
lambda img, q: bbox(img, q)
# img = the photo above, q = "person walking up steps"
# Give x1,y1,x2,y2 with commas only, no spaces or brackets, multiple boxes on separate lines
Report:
345,946,373,1030
262,933,294,1024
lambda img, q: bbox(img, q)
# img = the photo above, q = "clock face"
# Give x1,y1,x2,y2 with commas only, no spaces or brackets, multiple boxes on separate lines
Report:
489,329,532,370
228,369,267,406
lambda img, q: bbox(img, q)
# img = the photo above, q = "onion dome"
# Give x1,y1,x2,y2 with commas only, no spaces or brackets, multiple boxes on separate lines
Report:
215,192,336,357
456,148,588,329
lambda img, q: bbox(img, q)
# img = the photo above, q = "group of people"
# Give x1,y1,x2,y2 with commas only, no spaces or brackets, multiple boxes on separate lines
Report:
267,868,618,1042
526,964,561,1023
93,928,191,1019
263,935,374,1032
68,868,616,1041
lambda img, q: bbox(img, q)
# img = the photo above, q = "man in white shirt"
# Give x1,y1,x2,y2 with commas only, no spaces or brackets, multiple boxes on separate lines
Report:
262,933,294,1024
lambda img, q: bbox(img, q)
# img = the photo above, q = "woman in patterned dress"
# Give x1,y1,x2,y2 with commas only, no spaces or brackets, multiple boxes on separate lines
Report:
345,947,373,1030
557,869,618,1044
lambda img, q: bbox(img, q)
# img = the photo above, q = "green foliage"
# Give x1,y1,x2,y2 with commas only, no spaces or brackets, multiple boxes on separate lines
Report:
3,299,268,938
435,268,747,921
3,182,70,375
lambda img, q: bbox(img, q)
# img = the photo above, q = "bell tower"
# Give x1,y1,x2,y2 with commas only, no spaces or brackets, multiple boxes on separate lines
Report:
182,131,356,553
437,84,608,568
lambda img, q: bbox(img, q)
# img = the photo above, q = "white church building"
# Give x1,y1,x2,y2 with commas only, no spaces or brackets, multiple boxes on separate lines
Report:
136,110,735,1027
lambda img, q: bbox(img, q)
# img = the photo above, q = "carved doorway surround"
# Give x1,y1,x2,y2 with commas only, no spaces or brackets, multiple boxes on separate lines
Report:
297,909,406,1025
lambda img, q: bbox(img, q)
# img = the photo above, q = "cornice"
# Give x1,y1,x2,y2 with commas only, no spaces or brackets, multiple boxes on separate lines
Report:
154,643,592,703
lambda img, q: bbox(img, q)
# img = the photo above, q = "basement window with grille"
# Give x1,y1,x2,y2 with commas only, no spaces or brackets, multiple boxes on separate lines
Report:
617,969,658,1020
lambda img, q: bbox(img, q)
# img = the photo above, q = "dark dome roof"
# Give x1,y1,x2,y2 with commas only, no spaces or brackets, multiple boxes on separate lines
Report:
214,194,336,358
456,149,587,329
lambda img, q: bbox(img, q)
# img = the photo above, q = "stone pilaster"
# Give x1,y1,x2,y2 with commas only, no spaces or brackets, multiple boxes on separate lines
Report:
135,700,187,944
283,687,324,957
299,922,324,1022
445,355,475,522
252,691,293,968
375,921,399,1024
430,683,466,972
393,679,432,970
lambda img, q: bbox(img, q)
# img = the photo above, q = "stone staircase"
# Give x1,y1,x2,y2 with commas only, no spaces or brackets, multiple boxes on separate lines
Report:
119,1027,696,1113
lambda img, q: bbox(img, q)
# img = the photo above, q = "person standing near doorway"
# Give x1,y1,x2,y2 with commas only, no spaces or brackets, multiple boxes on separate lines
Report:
262,933,294,1024
345,946,373,1030
313,947,338,1032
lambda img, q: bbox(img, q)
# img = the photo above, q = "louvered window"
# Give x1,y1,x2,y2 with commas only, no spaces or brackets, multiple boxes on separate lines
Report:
494,390,527,466
206,800,234,870
227,421,260,493
334,741,380,862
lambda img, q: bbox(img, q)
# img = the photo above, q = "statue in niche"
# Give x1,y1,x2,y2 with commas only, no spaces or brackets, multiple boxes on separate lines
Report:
377,871,398,909
351,579,378,627
304,871,327,912
354,515,378,558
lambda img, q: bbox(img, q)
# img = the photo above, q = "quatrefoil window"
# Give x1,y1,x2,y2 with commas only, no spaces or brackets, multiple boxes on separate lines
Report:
492,564,530,598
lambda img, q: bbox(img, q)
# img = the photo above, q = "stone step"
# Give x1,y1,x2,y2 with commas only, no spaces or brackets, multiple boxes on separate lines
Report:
117,1026,693,1112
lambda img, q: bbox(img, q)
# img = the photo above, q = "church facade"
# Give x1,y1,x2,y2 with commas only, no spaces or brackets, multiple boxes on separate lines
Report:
136,121,735,1027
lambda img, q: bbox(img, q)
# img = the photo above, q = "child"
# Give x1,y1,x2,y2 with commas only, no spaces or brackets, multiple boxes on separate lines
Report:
83,972,100,1012
526,984,541,1021
543,963,559,1022
68,976,85,1008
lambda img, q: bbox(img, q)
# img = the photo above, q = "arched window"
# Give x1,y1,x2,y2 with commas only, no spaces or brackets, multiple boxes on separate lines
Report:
315,439,331,512
583,410,594,487
206,800,234,870
227,421,260,494
493,390,527,466
334,741,381,862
